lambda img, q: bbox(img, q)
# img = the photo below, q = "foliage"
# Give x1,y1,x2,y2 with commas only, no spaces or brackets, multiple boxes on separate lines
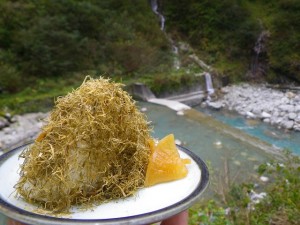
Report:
189,200,232,225
266,0,300,83
0,73,87,114
0,61,22,93
1,0,300,105
142,69,202,96
163,0,300,84
163,0,260,78
0,0,172,93
250,150,300,224
189,151,300,224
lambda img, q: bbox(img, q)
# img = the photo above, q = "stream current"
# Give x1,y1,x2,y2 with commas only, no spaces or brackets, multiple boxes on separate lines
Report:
195,106,300,155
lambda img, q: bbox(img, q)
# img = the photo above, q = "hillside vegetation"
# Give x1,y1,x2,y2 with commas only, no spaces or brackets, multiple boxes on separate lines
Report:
0,0,172,93
163,0,300,83
1,0,300,111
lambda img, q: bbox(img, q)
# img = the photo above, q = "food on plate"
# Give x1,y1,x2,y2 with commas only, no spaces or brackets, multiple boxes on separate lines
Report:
15,77,190,212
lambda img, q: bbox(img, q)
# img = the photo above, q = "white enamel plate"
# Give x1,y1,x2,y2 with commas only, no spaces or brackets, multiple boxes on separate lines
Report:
0,144,209,225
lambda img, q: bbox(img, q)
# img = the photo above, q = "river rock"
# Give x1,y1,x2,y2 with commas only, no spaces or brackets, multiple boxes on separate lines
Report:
280,120,294,129
288,112,297,120
295,105,300,113
286,91,296,99
294,123,300,131
252,108,262,115
207,83,300,131
295,115,300,123
246,111,256,119
261,111,271,118
279,104,294,112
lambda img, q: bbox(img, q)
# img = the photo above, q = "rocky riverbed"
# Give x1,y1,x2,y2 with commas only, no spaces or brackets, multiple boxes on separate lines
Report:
207,83,300,131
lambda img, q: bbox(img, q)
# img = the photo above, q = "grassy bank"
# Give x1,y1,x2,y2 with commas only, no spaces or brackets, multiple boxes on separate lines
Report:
0,75,83,114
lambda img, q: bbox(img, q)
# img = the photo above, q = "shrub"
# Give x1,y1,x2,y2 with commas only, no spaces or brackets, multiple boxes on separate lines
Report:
0,62,22,93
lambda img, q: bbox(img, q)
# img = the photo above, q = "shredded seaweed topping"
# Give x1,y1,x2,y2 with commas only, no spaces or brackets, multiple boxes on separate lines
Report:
15,77,151,212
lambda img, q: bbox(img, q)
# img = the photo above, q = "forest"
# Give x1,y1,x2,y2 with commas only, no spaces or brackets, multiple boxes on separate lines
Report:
0,0,300,107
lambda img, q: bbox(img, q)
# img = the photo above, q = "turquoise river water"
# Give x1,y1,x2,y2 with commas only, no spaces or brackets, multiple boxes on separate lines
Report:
195,106,300,155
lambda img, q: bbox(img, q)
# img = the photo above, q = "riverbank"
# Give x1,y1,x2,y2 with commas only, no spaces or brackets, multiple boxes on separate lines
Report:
207,83,300,132
0,112,48,153
1,83,300,153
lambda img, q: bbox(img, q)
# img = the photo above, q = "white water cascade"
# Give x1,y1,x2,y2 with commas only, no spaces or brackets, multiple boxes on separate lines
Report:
150,0,165,31
150,0,180,70
251,30,269,77
171,42,180,70
205,72,215,97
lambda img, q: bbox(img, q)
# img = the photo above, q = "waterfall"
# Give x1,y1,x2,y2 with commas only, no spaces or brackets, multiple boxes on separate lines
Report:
251,30,269,77
171,41,180,70
205,72,214,95
150,0,180,70
150,0,165,31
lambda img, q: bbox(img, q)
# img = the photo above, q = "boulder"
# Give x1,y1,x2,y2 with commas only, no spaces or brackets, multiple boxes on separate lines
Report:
286,91,296,99
295,105,300,113
279,104,294,112
261,111,271,118
246,111,256,119
281,120,294,129
288,112,297,120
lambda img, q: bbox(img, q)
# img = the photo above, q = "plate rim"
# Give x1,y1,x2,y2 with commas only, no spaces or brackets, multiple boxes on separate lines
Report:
0,143,209,225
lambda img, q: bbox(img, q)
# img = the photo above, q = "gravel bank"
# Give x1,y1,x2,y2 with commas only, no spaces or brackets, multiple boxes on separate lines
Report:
207,83,300,131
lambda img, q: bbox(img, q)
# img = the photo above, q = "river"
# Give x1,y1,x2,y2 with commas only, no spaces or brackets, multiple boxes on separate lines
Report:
196,106,300,155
